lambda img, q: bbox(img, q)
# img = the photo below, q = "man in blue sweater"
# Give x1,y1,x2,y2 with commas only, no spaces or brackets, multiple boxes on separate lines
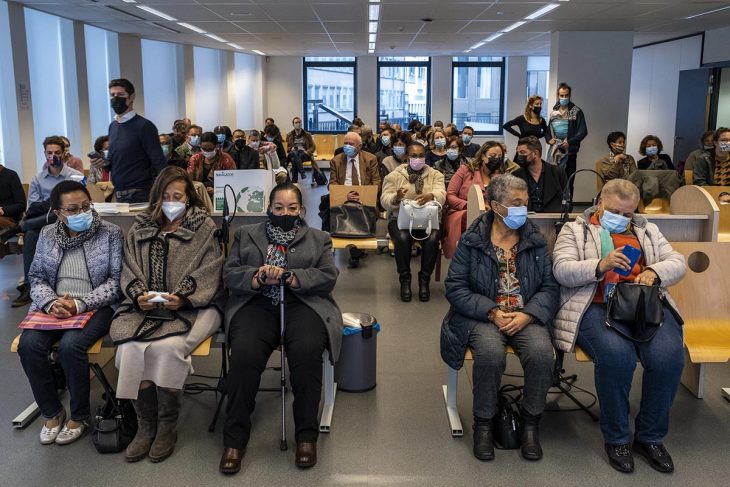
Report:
105,78,167,203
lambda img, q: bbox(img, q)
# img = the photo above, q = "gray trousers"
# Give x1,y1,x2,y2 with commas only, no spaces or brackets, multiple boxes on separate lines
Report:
468,321,555,419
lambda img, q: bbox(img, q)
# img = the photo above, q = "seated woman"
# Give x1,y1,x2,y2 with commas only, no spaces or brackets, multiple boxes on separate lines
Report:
220,182,342,474
425,128,448,167
381,142,446,303
597,131,678,205
443,141,505,259
381,131,411,175
637,135,675,171
111,166,224,463
187,131,236,196
18,181,123,445
552,179,686,474
434,135,468,187
441,174,559,462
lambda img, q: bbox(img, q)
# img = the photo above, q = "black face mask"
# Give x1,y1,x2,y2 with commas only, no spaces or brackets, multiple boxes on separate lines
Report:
234,139,246,150
110,96,128,115
268,211,300,232
532,106,542,115
486,156,503,173
515,154,531,168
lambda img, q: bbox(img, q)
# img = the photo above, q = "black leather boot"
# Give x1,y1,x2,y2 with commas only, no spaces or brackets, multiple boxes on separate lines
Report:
473,418,495,461
418,272,430,302
520,408,543,461
399,273,412,302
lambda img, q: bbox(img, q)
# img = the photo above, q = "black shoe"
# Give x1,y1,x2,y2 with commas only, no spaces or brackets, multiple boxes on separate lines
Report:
418,273,430,302
633,442,674,473
12,284,31,308
605,443,634,473
473,422,495,461
520,424,543,461
399,274,412,302
0,226,21,245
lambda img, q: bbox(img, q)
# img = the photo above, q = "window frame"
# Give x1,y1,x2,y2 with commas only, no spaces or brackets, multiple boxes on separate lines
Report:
450,57,506,136
302,57,358,134
376,57,432,127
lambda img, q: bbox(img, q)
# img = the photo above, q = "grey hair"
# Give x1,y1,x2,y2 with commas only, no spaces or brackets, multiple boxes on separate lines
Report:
486,174,528,205
344,131,362,146
600,178,640,203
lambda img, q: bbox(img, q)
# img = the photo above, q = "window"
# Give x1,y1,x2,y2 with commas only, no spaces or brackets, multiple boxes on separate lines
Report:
142,39,180,135
451,57,505,135
193,47,226,131
303,57,356,133
527,56,550,119
85,25,119,142
378,57,430,127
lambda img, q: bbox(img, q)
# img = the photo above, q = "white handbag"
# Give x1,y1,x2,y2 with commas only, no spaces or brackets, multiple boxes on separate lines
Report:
397,199,442,240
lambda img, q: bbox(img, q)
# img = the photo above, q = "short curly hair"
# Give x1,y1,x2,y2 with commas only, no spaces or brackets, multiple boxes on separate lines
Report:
639,135,663,156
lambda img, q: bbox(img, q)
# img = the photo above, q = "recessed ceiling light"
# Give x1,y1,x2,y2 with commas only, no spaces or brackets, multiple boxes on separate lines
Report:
227,43,244,50
368,4,380,20
525,3,560,20
252,50,266,56
369,21,378,33
502,21,526,33
177,22,206,34
136,5,177,21
122,0,137,3
369,42,376,50
369,33,377,43
470,41,486,50
205,33,227,42
485,33,503,42
685,4,730,19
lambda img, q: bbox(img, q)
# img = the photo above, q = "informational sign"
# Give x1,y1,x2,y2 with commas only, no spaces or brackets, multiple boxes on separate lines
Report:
214,169,274,216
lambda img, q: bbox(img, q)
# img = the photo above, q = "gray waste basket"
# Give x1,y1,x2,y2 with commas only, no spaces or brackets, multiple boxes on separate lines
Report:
335,312,381,392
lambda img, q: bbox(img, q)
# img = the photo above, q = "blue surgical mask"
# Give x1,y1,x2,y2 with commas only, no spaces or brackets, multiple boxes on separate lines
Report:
161,145,170,157
216,133,226,144
381,135,391,146
393,146,406,158
66,210,93,232
497,202,528,230
446,148,460,161
600,209,630,234
434,138,446,148
266,136,275,142
189,135,200,147
462,134,472,145
645,146,658,156
559,98,570,107
343,144,358,158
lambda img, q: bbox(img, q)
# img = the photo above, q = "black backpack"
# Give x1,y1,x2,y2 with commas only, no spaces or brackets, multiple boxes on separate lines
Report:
90,362,137,453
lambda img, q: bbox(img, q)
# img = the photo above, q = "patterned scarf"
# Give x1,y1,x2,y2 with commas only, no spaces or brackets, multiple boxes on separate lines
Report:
262,221,300,304
406,166,426,195
54,209,102,250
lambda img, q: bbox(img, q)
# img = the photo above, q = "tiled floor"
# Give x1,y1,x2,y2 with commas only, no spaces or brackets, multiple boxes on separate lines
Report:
1,179,729,486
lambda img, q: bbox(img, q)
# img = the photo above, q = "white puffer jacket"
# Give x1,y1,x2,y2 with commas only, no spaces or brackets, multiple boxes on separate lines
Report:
552,208,686,352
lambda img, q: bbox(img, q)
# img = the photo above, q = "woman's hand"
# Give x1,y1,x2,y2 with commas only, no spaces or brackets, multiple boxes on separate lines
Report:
394,187,408,203
286,273,300,289
598,246,632,274
137,293,156,311
560,140,569,150
499,312,532,336
163,294,184,311
49,297,74,318
255,265,286,286
415,192,434,205
489,308,512,328
634,268,658,286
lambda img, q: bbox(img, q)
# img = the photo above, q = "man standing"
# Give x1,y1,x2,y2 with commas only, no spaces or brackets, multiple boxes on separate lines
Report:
549,83,587,195
512,136,567,213
0,136,82,306
104,78,167,203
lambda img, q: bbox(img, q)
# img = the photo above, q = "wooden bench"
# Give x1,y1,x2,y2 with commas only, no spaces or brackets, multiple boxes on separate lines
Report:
668,242,730,398
312,134,338,163
691,186,730,242
443,345,592,436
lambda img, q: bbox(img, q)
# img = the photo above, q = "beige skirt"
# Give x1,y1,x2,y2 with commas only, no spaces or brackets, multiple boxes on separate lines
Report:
114,307,221,399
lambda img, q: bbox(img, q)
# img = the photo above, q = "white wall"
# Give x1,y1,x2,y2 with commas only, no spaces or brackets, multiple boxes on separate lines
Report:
234,52,265,130
356,56,377,128
626,35,702,159
431,56,451,124
0,0,17,169
502,56,528,150
142,39,183,134
193,47,228,131
265,56,302,133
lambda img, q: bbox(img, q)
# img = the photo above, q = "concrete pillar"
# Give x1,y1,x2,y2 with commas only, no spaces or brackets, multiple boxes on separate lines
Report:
72,21,91,159
118,34,144,115
183,44,195,123
356,56,377,128
431,56,451,125
503,56,528,150
550,31,634,202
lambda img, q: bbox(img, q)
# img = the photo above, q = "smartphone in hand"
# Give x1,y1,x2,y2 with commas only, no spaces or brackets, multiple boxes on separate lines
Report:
615,245,641,277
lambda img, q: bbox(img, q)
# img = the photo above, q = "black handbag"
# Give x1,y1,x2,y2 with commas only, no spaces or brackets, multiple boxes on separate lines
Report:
330,200,377,238
493,385,522,450
605,283,665,343
90,363,137,453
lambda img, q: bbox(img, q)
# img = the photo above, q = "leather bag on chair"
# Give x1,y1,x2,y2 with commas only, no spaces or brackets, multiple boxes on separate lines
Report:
397,199,441,240
330,200,377,238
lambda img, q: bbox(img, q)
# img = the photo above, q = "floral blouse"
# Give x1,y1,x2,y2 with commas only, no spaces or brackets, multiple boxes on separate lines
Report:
493,243,524,312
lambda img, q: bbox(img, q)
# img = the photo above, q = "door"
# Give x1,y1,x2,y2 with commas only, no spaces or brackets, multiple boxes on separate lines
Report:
674,68,711,165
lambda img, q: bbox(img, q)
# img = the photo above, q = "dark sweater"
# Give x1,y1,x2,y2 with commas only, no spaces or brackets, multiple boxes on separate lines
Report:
228,146,260,170
0,166,26,220
107,114,167,191
637,154,674,171
502,115,549,142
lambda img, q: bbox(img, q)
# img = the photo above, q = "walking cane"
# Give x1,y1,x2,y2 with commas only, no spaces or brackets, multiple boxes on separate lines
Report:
279,271,292,451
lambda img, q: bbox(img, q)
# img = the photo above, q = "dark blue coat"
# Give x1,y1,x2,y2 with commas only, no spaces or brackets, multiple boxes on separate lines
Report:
440,211,560,370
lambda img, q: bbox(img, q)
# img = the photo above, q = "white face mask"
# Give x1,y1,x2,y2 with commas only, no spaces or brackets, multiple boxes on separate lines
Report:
202,150,216,159
162,201,186,222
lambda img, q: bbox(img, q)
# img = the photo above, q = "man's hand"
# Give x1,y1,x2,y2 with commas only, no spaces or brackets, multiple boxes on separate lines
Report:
0,207,4,216
90,157,105,170
346,191,360,202
560,140,569,150
500,312,532,336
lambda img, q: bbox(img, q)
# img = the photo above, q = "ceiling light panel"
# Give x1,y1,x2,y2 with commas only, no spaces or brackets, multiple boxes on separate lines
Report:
136,5,177,22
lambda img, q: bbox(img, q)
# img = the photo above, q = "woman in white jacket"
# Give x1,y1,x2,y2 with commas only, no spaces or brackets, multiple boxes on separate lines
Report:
552,179,686,475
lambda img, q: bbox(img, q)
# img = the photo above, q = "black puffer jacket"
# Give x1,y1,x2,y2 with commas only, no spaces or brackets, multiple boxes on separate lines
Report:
440,211,560,370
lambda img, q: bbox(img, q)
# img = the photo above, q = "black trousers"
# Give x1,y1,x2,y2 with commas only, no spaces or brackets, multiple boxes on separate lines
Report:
565,152,577,197
224,295,328,449
388,219,440,279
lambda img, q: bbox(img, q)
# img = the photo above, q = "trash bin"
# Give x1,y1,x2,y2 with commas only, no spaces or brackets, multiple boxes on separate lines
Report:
335,312,381,392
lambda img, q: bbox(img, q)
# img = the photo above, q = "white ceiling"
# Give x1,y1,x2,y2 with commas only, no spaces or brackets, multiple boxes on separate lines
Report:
13,0,730,56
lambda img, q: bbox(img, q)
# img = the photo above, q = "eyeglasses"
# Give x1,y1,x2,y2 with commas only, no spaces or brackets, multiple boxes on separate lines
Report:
58,203,93,215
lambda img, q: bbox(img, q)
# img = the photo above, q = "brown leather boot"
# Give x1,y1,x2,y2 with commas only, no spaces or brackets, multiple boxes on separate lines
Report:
295,442,317,468
149,388,181,462
125,386,158,462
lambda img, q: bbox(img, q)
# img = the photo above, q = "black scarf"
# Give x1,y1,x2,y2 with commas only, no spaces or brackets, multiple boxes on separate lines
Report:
54,210,102,250
406,166,426,195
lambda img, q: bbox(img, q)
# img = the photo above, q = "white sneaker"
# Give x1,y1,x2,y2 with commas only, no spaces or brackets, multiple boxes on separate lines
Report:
39,409,67,445
55,421,88,445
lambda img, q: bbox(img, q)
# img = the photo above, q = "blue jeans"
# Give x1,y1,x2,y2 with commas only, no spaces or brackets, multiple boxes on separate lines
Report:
17,307,114,421
576,303,684,445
